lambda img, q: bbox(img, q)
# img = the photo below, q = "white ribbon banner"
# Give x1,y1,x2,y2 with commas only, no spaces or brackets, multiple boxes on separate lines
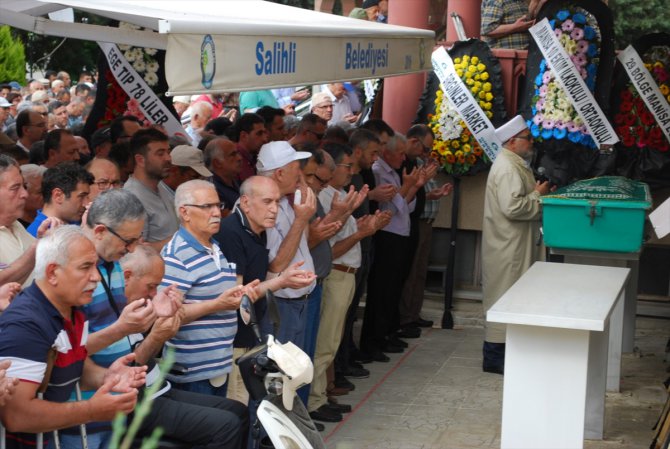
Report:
529,19,619,147
431,47,502,161
98,42,190,143
618,45,670,143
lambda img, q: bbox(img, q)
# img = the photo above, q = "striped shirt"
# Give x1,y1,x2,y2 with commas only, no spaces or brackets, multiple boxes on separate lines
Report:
0,283,88,449
161,226,238,383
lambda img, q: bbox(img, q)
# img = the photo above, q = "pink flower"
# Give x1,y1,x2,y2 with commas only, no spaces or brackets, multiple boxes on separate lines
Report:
579,125,588,133
536,98,545,109
567,122,580,132
561,19,574,32
554,29,563,38
579,68,587,79
576,54,587,67
570,28,584,41
533,115,543,125
539,85,548,97
543,71,552,84
571,55,580,67
555,120,567,130
542,119,555,129
577,40,589,54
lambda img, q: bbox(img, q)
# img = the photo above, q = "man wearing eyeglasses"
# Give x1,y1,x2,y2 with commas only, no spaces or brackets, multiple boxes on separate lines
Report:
15,110,47,154
160,179,260,398
86,157,123,201
310,92,334,123
481,115,550,375
289,113,327,148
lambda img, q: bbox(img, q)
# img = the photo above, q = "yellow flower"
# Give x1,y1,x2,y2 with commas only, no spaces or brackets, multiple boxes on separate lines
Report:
479,101,486,109
463,144,472,153
466,78,475,85
457,154,466,164
471,86,480,95
474,81,482,89
462,55,470,63
485,92,493,101
465,71,474,79
480,72,489,81
451,140,460,149
644,63,652,71
468,65,477,73
485,111,493,119
471,56,479,65
461,134,469,142
661,84,669,96
456,69,464,78
483,82,492,92
474,74,481,81
454,57,461,64
478,91,486,99
667,94,670,103
654,62,664,69
484,102,492,110
477,63,486,72
455,150,464,158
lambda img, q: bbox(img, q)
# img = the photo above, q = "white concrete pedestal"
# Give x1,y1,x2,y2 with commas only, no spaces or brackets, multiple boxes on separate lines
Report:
488,262,629,449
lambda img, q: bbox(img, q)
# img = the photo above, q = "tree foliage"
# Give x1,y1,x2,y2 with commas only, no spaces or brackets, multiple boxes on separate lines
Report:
609,0,670,49
0,26,26,83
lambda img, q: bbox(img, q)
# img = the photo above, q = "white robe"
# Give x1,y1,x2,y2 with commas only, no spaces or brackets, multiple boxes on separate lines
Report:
482,148,543,343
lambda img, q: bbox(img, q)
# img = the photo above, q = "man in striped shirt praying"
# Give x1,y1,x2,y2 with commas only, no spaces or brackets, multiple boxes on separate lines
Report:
160,179,260,397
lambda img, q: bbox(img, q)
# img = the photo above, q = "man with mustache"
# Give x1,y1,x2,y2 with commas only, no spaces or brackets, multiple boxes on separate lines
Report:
27,162,93,236
160,180,261,397
0,225,146,449
123,128,178,250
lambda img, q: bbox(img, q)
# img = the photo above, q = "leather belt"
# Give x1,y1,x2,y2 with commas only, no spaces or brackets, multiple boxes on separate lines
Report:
274,294,309,301
332,263,357,274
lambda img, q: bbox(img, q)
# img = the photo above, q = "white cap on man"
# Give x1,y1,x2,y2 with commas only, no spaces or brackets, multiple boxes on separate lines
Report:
256,141,311,173
494,115,528,144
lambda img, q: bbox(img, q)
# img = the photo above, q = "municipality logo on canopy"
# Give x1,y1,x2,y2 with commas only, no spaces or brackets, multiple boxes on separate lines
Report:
200,35,216,89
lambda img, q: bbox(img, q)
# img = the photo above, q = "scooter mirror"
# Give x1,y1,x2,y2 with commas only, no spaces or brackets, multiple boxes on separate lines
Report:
265,290,281,336
240,294,255,326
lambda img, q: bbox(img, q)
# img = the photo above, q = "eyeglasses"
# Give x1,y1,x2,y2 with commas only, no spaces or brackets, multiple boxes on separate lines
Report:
313,173,330,187
99,223,140,248
314,105,333,109
183,202,224,211
94,179,123,189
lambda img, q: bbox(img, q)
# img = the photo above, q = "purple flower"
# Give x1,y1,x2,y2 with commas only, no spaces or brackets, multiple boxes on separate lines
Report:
571,55,580,67
567,123,580,133
579,125,588,134
579,68,588,79
542,119,555,130
576,54,587,67
571,28,584,41
539,85,548,97
554,28,563,38
562,19,575,32
577,40,589,54
543,71,552,84
533,115,543,125
555,120,567,130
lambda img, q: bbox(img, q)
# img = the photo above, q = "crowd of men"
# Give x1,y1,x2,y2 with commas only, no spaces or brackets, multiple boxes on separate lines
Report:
0,0,559,445
0,69,460,447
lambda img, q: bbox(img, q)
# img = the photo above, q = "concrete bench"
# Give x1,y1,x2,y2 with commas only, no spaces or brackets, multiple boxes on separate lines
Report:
487,261,629,449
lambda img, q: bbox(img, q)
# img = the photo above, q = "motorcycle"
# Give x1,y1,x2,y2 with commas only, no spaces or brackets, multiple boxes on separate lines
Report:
237,291,326,449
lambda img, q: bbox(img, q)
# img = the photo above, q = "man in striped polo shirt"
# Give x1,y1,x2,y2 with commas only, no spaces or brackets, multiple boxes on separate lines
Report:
161,179,259,397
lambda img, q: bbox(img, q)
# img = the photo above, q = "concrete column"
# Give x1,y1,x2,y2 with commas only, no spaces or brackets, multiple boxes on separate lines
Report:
382,0,431,133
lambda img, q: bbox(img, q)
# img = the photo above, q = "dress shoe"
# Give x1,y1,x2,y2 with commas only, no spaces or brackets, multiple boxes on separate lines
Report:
482,363,504,375
327,386,351,396
415,317,434,328
326,401,352,413
342,366,370,379
314,422,325,432
334,376,355,391
397,327,421,339
351,349,374,364
382,342,404,353
309,405,343,423
387,336,408,348
369,350,390,362
349,361,365,370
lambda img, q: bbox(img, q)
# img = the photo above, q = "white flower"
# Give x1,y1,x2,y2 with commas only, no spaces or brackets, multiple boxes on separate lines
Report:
133,59,146,72
144,72,158,87
133,48,144,61
146,61,159,73
145,48,158,56
118,44,130,51
124,50,136,62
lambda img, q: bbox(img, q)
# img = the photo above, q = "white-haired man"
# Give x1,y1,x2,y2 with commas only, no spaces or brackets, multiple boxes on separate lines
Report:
481,115,550,374
160,179,260,397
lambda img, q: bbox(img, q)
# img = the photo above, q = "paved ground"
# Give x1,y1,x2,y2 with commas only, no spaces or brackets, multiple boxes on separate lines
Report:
319,297,669,449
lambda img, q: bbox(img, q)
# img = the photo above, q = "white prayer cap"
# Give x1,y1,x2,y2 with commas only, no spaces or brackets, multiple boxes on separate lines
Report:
495,115,528,143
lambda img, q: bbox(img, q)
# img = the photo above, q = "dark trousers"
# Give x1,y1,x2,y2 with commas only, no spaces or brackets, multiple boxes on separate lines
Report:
138,388,249,449
360,231,411,353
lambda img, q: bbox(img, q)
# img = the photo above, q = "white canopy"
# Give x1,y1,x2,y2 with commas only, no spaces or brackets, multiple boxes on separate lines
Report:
0,0,435,95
